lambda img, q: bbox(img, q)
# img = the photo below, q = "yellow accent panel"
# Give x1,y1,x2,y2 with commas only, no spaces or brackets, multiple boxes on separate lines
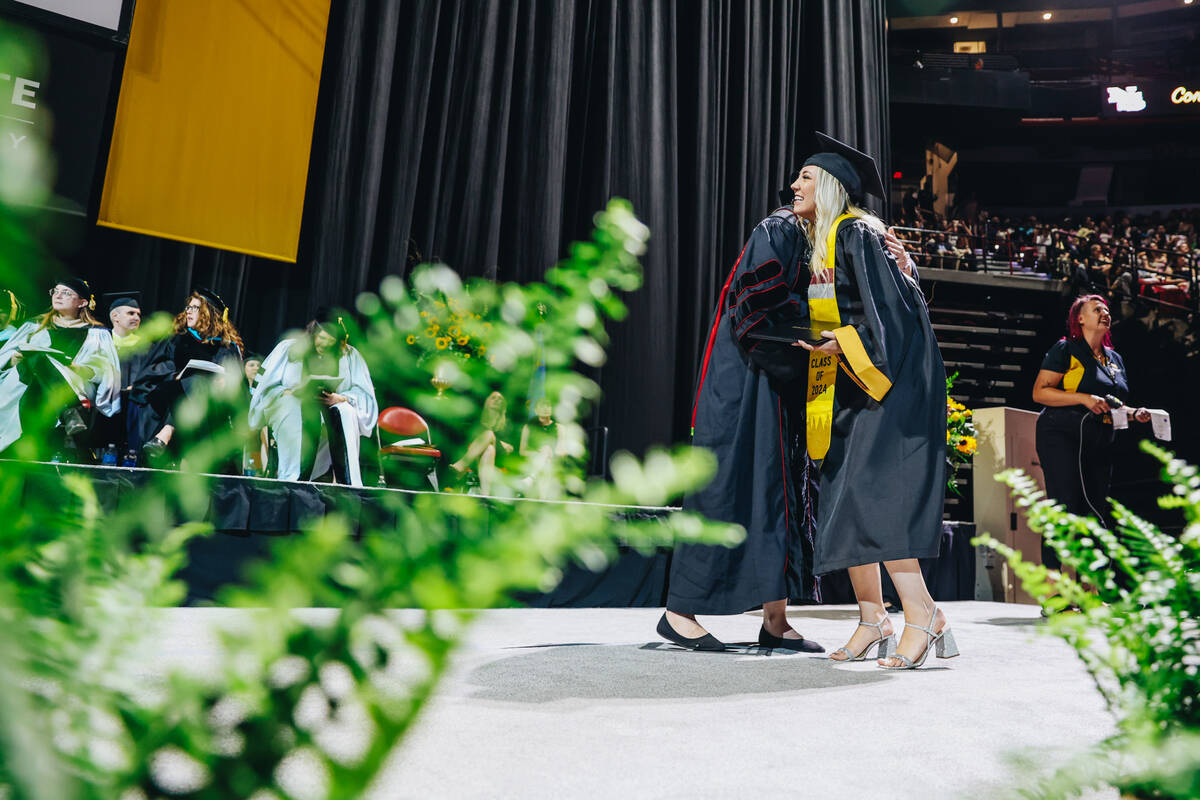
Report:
805,213,856,460
98,0,332,262
832,325,893,402
1062,355,1085,393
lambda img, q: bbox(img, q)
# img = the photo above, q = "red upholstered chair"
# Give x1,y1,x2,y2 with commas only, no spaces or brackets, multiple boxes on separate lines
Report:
376,406,442,489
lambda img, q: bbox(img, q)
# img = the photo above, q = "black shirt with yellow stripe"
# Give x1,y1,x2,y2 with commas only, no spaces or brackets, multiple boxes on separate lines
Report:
1039,337,1129,423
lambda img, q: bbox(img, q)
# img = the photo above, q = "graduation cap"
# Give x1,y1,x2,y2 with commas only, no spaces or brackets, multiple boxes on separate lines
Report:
193,286,228,320
311,306,348,341
55,277,96,310
102,291,141,315
243,351,265,363
802,132,886,205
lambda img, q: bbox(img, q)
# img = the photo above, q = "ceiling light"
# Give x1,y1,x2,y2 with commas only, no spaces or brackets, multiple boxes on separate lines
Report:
1186,1,1194,6
1042,11,1053,19
950,16,959,23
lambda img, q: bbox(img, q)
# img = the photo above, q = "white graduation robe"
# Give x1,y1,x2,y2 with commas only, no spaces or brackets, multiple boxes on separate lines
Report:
0,320,121,453
248,338,377,485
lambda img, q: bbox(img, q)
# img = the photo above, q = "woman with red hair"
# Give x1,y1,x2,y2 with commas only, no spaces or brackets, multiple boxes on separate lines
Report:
1032,294,1150,567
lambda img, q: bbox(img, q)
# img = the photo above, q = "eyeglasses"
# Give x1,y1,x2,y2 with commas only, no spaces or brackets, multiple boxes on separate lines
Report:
185,303,203,312
49,289,79,299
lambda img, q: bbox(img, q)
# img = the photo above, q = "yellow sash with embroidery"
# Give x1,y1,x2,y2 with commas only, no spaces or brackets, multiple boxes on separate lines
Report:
805,213,855,460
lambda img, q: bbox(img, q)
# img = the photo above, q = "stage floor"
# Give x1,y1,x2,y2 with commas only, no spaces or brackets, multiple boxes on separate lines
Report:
146,602,1117,799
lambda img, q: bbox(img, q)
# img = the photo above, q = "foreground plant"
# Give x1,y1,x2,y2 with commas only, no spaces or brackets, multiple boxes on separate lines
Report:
0,199,741,799
974,440,1198,799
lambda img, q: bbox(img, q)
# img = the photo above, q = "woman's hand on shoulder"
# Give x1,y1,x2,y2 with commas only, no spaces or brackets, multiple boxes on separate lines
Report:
885,227,914,276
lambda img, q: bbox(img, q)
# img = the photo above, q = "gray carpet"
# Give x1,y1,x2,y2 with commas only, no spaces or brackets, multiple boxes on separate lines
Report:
148,602,1118,799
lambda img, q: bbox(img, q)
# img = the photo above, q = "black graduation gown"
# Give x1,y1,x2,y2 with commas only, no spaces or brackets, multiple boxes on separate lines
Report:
812,221,946,574
668,209,816,615
140,332,243,437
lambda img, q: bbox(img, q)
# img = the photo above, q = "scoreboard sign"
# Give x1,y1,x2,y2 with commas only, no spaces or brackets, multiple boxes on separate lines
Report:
1102,78,1200,118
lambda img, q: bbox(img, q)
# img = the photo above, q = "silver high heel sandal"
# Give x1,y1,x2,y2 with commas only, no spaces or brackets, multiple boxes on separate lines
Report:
829,618,896,662
878,605,960,670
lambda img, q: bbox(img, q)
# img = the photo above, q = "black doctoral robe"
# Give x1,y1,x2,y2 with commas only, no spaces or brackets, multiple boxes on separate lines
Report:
668,209,817,615
812,220,946,574
137,332,244,445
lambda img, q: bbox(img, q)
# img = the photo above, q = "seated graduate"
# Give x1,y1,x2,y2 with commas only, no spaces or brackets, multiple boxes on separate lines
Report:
248,311,377,486
0,289,24,344
0,277,120,459
243,351,264,389
450,390,513,495
141,287,245,463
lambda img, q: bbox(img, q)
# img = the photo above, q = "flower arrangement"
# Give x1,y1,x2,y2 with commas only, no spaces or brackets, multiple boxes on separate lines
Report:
945,373,977,493
408,293,489,361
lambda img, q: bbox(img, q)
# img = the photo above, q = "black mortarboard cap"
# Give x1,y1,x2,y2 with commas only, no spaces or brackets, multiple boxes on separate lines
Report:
193,286,227,315
55,277,96,310
243,351,265,363
102,291,141,314
802,132,886,204
57,276,93,300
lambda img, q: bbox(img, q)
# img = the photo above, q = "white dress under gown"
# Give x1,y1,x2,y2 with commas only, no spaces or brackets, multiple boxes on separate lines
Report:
248,338,377,485
0,320,121,453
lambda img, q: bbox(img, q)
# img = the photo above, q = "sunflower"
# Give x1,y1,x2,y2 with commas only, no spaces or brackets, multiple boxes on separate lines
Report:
435,337,450,350
424,325,439,337
955,435,977,455
456,336,469,346
405,334,417,345
448,325,462,338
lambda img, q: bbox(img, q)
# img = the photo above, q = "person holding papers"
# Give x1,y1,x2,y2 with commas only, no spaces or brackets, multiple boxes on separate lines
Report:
140,288,244,464
0,277,120,459
249,311,377,486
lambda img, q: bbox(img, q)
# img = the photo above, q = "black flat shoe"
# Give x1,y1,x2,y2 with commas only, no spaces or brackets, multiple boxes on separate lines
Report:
656,613,726,651
141,437,169,467
758,625,825,653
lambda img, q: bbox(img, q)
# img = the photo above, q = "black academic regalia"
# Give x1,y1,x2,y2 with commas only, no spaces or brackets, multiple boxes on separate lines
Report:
115,336,171,451
139,332,243,443
668,210,816,615
812,221,947,575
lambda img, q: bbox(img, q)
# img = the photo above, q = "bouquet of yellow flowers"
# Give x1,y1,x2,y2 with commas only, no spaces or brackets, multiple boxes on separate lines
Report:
945,373,977,493
406,292,489,362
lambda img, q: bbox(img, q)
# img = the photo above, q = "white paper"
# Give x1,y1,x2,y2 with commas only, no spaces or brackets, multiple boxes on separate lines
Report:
175,359,225,380
17,344,64,355
1110,406,1129,430
1148,409,1171,442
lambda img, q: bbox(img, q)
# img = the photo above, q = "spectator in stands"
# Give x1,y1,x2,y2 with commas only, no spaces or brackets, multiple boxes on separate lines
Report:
249,312,377,486
0,278,121,460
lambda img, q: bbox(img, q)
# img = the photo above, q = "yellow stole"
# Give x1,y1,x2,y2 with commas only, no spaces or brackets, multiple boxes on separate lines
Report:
805,213,855,460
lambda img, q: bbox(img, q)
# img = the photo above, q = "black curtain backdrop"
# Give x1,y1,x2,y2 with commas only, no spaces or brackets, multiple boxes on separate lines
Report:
71,0,889,456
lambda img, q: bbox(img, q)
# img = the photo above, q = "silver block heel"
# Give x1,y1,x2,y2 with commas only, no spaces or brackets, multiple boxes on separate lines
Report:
879,605,960,670
830,617,895,662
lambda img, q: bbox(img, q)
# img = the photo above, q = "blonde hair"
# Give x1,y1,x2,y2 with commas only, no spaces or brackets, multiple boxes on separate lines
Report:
801,167,887,282
35,306,103,331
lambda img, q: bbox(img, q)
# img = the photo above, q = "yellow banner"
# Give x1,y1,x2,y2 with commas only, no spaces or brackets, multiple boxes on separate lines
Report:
97,0,331,262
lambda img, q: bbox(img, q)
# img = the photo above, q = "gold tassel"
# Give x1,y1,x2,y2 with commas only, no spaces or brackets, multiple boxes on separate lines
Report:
222,308,229,322
88,295,96,311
